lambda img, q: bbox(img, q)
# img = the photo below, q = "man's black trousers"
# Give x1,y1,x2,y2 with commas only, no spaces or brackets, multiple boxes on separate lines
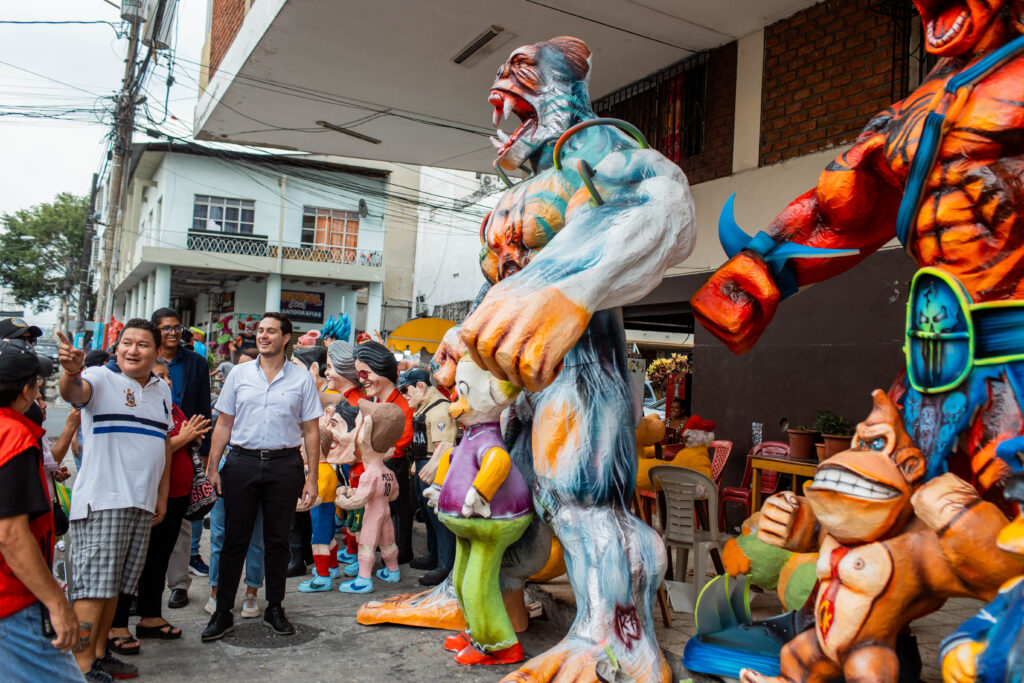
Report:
217,451,304,611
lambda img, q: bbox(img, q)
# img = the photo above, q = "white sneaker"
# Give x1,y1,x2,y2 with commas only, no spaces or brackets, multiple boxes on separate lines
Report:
241,596,260,619
204,597,216,615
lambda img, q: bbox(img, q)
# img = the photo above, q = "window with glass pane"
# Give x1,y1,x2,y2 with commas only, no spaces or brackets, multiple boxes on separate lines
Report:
301,207,359,262
193,196,256,234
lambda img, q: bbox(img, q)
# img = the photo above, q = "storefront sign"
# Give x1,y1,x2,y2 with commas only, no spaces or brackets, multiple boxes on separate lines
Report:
281,290,325,323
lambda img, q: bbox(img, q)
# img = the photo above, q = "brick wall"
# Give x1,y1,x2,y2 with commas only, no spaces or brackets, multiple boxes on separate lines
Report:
760,0,895,165
209,0,251,80
682,41,736,185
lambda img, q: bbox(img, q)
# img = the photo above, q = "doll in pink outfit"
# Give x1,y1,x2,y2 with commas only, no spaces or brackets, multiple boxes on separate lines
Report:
334,399,404,594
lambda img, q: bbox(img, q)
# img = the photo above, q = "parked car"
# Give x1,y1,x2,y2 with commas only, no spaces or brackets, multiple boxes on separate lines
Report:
642,381,657,408
34,340,59,377
643,397,666,418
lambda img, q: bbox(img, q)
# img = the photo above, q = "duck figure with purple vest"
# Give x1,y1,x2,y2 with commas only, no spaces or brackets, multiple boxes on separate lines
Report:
423,354,532,666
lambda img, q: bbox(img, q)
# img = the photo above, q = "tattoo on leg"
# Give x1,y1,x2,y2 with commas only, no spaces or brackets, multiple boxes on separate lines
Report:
77,622,93,652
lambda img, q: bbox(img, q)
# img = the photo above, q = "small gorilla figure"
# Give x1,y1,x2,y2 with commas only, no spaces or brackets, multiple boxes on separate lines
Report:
741,390,1024,683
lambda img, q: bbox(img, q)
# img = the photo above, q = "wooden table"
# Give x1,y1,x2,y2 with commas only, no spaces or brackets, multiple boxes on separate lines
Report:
751,453,820,512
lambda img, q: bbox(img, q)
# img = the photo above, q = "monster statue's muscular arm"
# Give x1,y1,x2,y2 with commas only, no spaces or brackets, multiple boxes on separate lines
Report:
463,150,695,392
692,116,902,354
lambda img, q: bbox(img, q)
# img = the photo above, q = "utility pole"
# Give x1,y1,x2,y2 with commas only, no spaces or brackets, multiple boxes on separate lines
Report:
76,172,100,332
95,19,142,321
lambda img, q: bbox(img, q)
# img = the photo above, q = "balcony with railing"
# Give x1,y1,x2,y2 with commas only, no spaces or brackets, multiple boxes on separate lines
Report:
187,229,271,256
185,229,383,267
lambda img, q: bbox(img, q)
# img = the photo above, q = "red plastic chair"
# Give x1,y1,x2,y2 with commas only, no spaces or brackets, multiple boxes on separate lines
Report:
709,440,734,484
719,441,788,530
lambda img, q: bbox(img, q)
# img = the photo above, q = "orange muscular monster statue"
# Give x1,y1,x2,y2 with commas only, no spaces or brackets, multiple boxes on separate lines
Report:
741,390,1024,683
692,0,1024,496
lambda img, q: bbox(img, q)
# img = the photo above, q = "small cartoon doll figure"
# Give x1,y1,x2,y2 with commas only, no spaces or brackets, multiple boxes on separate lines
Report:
940,437,1024,683
296,421,343,592
423,355,531,666
334,399,404,594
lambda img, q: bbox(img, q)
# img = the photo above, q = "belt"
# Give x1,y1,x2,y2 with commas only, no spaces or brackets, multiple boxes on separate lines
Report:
905,268,1024,394
231,446,300,460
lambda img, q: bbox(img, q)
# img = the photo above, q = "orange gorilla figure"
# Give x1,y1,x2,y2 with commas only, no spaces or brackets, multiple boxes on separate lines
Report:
741,391,1024,683
692,0,1024,497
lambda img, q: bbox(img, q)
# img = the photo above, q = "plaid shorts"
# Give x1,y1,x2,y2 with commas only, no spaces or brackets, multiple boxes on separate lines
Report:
69,507,152,601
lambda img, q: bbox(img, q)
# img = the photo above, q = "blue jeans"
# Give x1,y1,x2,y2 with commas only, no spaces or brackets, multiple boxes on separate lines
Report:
209,496,264,589
0,602,83,681
190,519,203,556
414,458,455,570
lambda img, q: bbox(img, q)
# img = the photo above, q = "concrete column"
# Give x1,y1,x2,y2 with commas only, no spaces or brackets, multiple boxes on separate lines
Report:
125,288,135,320
153,264,171,311
133,285,143,318
732,29,765,174
135,285,145,320
265,273,282,313
342,289,358,343
145,274,156,319
366,281,383,335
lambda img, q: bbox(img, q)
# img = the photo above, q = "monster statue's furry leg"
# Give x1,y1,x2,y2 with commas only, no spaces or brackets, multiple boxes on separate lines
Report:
503,310,670,683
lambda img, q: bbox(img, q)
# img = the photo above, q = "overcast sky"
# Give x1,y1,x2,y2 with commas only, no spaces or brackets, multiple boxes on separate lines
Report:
0,0,205,324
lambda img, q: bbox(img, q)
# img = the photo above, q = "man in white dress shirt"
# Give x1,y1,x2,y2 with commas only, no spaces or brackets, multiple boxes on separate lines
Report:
201,312,321,642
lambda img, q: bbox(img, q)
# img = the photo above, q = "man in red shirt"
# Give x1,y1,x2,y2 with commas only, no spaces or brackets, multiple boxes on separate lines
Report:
0,338,82,681
353,342,414,563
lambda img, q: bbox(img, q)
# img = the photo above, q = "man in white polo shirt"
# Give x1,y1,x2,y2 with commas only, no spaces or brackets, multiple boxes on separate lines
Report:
57,320,172,682
202,312,321,642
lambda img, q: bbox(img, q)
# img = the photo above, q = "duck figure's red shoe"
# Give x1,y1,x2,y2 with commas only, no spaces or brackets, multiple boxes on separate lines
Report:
455,641,525,666
443,631,471,653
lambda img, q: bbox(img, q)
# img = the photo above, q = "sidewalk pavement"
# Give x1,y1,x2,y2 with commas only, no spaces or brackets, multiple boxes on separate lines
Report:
109,523,968,682
46,402,966,683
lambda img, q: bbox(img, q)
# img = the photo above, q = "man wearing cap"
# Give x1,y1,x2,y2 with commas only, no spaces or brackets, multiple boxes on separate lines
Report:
398,368,456,586
0,338,82,681
57,320,172,681
0,317,43,345
0,318,48,428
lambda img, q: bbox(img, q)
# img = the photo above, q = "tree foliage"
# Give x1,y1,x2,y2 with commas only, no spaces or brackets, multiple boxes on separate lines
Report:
0,192,89,310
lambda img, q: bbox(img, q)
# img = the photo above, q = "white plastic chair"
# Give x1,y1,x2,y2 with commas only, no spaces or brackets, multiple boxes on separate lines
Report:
649,465,724,608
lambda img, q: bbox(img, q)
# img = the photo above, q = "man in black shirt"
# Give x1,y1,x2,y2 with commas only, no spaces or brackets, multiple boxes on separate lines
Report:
0,338,83,681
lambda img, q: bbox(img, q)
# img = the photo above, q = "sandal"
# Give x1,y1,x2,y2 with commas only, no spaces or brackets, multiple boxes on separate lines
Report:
135,622,182,639
107,635,141,656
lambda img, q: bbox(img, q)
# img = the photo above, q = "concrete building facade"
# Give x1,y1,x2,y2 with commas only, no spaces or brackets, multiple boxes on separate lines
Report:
105,143,411,342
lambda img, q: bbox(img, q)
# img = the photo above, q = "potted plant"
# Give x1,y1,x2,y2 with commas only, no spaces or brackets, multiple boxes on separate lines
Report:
645,353,691,395
787,424,818,460
815,409,853,459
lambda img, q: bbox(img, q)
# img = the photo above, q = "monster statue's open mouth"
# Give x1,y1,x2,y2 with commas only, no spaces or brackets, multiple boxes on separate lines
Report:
918,1,973,49
489,89,538,157
500,258,522,279
811,466,900,500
